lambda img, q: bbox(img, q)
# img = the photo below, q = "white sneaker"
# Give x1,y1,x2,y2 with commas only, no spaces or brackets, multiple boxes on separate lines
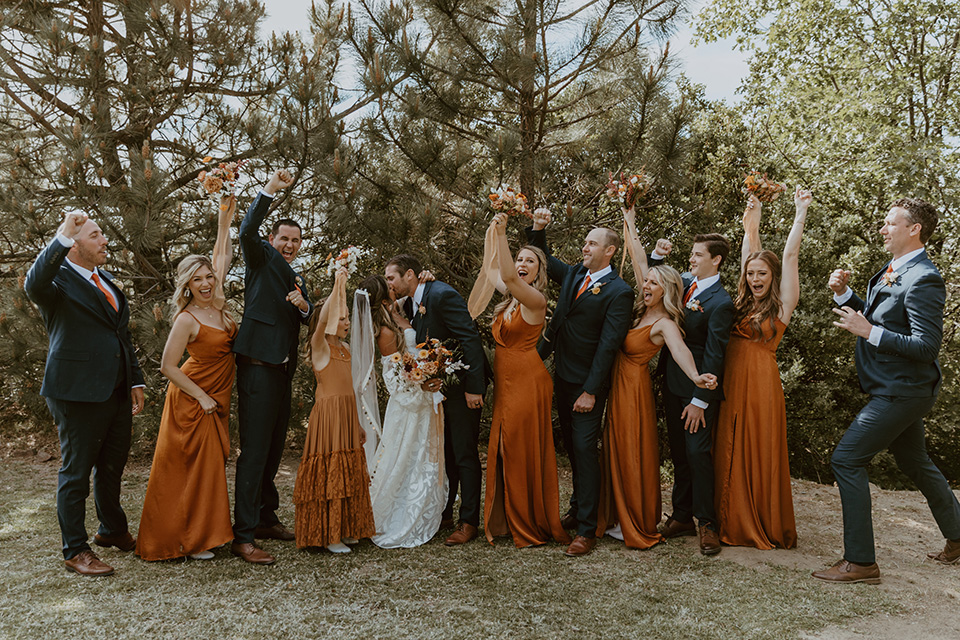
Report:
342,537,359,545
189,550,215,560
326,541,351,553
605,524,624,541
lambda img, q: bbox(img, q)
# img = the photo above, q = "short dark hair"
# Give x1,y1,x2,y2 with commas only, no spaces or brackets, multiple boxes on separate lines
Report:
891,197,938,243
271,218,302,236
693,233,730,267
385,254,422,277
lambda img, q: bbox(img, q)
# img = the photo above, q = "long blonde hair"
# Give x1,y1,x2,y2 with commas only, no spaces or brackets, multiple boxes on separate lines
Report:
170,254,236,331
633,264,685,334
492,245,549,322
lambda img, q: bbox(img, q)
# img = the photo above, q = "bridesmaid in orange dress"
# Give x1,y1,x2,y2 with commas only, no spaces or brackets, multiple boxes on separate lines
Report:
293,267,376,553
481,212,571,548
137,196,238,561
597,205,717,549
714,188,811,549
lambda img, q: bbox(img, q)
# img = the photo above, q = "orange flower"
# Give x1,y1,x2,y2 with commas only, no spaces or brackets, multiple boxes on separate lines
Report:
202,156,213,163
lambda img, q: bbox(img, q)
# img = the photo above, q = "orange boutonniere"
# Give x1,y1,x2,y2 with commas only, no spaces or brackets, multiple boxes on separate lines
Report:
881,270,900,287
590,281,607,295
418,304,427,316
685,298,704,313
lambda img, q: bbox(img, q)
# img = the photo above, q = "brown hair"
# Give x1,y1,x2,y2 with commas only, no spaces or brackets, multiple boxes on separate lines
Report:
693,233,730,268
734,250,782,342
891,197,938,243
385,254,422,277
358,273,405,352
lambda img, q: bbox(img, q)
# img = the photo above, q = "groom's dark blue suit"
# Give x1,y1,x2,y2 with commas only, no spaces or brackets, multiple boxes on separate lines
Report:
832,250,960,563
526,227,634,538
25,238,144,559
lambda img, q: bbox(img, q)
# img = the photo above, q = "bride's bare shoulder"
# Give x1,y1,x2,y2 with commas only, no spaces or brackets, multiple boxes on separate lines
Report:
378,326,399,356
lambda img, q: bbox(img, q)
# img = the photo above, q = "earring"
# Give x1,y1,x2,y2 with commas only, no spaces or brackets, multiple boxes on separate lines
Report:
185,289,191,298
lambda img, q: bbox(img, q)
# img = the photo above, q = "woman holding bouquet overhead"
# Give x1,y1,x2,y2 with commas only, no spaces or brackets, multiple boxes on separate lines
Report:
293,267,375,553
596,204,717,550
472,212,570,548
137,196,238,562
713,187,811,550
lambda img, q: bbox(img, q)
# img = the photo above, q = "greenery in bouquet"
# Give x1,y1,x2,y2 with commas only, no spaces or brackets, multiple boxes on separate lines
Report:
605,171,652,209
488,185,532,218
197,157,248,204
388,338,470,391
325,245,367,276
742,171,787,203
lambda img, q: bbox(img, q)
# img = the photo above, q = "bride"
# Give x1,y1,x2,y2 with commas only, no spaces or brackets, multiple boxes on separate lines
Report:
351,274,448,548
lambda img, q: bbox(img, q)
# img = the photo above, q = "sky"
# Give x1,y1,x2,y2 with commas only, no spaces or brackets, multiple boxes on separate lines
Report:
259,0,751,104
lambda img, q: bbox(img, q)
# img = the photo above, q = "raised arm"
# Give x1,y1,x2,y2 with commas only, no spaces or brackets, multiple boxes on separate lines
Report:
779,188,811,324
741,193,762,270
524,208,575,285
622,205,649,285
494,213,546,322
310,267,347,372
212,195,235,295
238,170,294,269
25,212,87,309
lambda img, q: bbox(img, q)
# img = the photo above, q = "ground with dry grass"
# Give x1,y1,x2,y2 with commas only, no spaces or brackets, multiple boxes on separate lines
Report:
1,448,957,640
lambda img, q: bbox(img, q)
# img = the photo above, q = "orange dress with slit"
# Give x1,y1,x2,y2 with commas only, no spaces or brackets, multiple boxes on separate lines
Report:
596,324,664,549
714,317,797,549
484,310,571,547
293,349,375,548
137,317,236,561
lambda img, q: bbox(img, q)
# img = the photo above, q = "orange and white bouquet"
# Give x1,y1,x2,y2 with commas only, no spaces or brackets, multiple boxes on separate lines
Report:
742,171,786,203
388,338,469,391
488,185,532,218
326,245,366,277
197,157,247,203
605,171,652,209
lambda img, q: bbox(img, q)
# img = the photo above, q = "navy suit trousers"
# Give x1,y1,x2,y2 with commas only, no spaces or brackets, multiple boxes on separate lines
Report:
664,390,718,530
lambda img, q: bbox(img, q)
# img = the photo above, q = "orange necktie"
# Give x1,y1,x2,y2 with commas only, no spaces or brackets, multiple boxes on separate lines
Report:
575,274,592,299
91,272,118,312
683,281,698,305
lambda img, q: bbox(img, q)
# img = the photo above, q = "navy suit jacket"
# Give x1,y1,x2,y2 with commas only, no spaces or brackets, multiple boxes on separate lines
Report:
525,227,635,395
412,280,487,395
843,251,943,397
661,275,735,403
233,193,312,365
24,239,144,403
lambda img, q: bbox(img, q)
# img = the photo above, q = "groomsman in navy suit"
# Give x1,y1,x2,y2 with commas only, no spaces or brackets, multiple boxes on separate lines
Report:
525,208,634,557
814,197,960,584
25,210,145,576
232,170,312,565
652,234,735,556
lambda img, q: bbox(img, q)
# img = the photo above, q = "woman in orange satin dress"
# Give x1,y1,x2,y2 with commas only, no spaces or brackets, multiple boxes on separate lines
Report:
293,267,375,553
714,188,811,550
481,212,571,548
596,205,717,549
137,197,238,561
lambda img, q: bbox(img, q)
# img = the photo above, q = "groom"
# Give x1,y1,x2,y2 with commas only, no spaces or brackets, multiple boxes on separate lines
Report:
525,209,634,557
814,197,960,583
384,255,487,545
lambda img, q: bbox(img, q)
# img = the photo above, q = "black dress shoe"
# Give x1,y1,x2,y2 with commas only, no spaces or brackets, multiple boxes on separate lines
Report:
559,513,578,530
254,524,295,541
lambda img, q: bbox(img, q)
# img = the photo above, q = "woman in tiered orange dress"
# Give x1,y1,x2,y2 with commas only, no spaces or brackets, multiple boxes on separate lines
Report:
293,267,375,553
596,205,717,549
137,196,238,562
714,188,811,550
481,212,571,548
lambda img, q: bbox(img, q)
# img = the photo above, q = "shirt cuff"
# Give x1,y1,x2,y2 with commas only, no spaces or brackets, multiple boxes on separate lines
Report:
833,287,853,305
868,325,884,347
690,397,709,410
131,384,146,390
56,233,75,247
300,307,309,317
650,250,666,260
260,188,276,198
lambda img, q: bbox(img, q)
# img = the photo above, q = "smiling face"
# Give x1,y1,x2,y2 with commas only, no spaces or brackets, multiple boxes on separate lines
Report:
188,264,217,305
641,270,665,308
69,220,109,270
689,242,721,279
269,224,302,263
515,248,541,284
384,264,417,299
582,229,614,272
880,206,922,258
744,257,774,300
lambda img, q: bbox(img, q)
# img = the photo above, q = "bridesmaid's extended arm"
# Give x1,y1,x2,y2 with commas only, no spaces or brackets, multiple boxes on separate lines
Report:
741,193,762,270
623,205,649,285
310,267,347,372
212,195,236,298
494,213,546,322
654,318,718,390
779,188,811,324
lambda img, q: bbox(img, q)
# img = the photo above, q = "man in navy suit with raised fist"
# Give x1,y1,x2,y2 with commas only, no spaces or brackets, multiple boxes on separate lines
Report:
814,197,960,584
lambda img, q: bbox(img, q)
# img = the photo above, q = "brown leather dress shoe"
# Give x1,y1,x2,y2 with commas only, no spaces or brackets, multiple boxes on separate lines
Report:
64,550,115,576
699,526,721,556
93,531,137,551
559,513,578,530
231,542,276,565
254,524,295,541
812,560,881,584
564,535,596,557
657,517,696,538
444,522,478,546
927,538,960,564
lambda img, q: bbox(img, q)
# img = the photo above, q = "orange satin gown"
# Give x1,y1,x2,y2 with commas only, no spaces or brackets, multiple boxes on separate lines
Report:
714,317,797,549
484,310,571,547
293,349,375,548
596,324,665,549
137,317,236,561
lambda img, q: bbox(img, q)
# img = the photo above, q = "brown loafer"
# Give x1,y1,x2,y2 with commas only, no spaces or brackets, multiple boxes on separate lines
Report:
657,516,696,538
564,535,596,557
254,524,295,541
231,542,276,565
812,560,881,584
699,526,721,556
444,522,478,546
927,538,960,565
93,531,137,551
559,513,578,531
65,550,114,576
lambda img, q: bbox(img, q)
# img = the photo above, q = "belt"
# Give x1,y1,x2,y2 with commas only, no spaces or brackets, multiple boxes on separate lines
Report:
236,354,288,371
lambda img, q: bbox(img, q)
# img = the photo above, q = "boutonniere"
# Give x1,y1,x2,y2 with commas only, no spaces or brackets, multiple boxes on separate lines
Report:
685,298,703,312
880,270,900,287
590,281,607,295
418,304,427,316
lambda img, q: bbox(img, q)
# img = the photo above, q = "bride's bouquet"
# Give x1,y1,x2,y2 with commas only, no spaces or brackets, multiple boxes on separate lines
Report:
742,171,787,202
197,157,247,204
326,245,366,276
605,171,652,209
488,185,532,218
388,338,470,391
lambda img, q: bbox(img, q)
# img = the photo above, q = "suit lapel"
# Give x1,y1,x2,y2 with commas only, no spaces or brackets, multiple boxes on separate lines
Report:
570,270,617,310
63,265,119,323
413,281,432,341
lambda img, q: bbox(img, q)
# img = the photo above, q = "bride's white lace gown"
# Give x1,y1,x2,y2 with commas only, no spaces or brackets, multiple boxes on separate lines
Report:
369,329,448,548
